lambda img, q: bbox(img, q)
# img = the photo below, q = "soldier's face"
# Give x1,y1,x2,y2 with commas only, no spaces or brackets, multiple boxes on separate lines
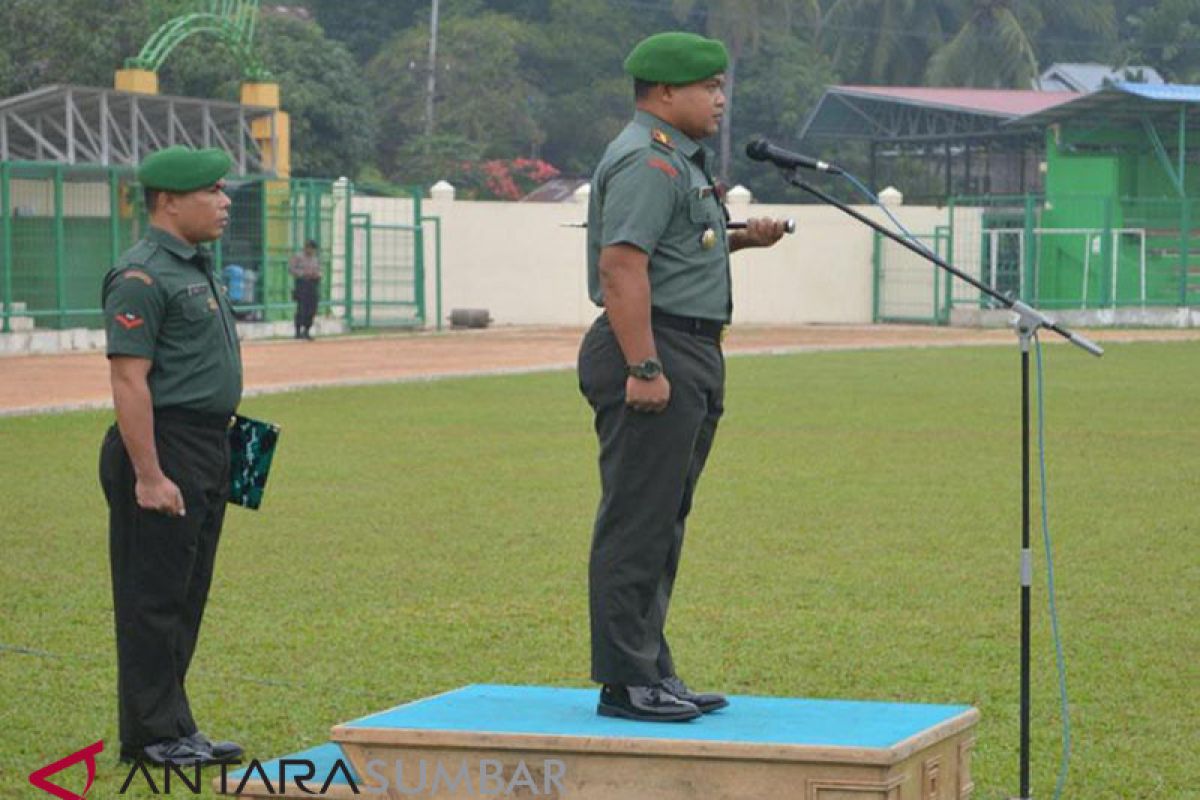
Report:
164,181,231,244
668,74,726,139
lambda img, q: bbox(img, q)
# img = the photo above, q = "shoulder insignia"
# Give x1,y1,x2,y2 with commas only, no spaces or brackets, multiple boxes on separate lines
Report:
647,157,679,179
121,269,154,286
651,128,674,151
114,312,144,330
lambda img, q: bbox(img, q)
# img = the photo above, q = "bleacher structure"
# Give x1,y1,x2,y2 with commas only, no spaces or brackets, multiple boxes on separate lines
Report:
803,79,1200,325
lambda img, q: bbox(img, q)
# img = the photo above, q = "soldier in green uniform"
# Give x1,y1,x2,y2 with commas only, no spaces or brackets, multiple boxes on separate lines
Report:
578,32,789,722
98,146,245,764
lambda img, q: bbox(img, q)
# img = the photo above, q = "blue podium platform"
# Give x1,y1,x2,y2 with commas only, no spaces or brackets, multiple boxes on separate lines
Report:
340,684,970,752
322,684,980,799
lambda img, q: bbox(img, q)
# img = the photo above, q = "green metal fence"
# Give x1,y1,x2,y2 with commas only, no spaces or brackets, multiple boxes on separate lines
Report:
947,194,1200,311
342,188,425,329
0,162,140,331
872,227,951,324
0,165,432,333
873,194,1200,324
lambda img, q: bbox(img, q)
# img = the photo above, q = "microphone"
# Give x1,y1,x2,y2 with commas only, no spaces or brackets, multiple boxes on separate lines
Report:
745,138,842,175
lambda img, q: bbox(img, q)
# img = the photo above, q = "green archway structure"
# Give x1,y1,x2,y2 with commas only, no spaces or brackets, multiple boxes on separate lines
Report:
126,0,269,80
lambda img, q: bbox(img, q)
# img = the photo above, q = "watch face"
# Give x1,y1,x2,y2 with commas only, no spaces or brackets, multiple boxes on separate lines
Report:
630,358,662,379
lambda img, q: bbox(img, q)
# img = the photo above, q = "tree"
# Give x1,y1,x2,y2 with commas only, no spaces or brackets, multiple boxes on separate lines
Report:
367,12,545,182
158,12,377,179
304,0,424,65
818,0,948,85
731,28,838,200
1120,0,1200,83
926,0,1041,88
671,0,804,180
1035,0,1117,67
0,0,190,97
522,0,674,175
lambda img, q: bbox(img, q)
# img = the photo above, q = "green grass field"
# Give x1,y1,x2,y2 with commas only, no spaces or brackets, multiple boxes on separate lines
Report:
1,341,1197,799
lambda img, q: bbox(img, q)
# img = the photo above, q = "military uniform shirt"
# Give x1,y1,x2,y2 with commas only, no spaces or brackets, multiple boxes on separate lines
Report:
587,109,731,322
103,226,243,415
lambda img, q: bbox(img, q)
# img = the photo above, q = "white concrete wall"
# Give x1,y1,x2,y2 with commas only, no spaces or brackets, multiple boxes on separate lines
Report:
345,189,949,327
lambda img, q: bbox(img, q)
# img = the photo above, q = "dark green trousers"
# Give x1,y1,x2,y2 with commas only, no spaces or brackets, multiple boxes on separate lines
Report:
99,413,230,750
578,314,724,686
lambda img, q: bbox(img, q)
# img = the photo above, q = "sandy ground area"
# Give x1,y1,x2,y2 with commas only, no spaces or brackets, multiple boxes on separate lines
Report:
2,324,1199,417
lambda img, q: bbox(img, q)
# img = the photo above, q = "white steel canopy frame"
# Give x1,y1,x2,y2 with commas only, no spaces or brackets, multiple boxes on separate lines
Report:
0,84,276,176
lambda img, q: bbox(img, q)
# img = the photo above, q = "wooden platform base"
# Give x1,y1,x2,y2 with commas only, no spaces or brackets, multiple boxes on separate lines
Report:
220,684,979,799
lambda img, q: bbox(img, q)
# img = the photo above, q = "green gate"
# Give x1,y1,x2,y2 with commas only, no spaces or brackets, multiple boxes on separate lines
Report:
872,227,952,324
343,189,425,329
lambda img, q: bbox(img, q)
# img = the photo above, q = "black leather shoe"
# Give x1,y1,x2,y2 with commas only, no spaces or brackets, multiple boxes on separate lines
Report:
660,675,729,713
188,732,244,762
128,737,217,766
597,684,701,722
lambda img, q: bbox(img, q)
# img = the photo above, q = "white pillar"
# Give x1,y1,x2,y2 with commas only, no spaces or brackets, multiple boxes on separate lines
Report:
726,184,753,206
878,186,904,207
430,180,456,202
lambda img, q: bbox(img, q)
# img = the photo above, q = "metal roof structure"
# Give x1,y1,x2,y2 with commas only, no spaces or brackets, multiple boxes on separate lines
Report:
1035,63,1164,93
0,84,278,175
1016,82,1200,127
798,85,1079,146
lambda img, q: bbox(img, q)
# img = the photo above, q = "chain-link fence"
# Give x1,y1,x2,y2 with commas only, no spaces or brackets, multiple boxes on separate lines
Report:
0,165,349,332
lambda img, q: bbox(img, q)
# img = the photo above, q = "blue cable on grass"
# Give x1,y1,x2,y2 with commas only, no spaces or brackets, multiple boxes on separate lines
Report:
1036,336,1072,800
839,169,1073,799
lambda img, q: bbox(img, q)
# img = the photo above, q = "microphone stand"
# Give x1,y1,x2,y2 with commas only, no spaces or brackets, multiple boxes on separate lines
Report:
780,171,1102,800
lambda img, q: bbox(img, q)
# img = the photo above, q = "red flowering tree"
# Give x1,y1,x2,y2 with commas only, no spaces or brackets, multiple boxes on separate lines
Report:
455,157,560,200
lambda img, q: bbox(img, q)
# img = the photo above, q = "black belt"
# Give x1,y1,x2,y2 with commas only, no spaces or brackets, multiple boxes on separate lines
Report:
154,407,233,431
650,308,726,342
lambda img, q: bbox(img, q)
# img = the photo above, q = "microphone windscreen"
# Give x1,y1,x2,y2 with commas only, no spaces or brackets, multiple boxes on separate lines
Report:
745,138,768,160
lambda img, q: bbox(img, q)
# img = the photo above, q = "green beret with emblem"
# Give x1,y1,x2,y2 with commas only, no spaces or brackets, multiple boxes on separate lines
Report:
623,31,729,85
137,145,232,192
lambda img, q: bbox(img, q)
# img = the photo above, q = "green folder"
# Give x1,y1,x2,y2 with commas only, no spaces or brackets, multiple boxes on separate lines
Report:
228,415,280,510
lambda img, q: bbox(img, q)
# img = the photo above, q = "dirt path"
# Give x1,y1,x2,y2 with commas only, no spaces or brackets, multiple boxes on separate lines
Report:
2,324,1198,417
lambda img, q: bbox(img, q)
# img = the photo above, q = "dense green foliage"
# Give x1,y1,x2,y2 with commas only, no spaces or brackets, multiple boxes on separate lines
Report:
0,0,1195,192
1,341,1198,797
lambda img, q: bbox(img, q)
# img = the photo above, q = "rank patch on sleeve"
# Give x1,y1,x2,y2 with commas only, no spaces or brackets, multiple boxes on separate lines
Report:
122,269,153,286
647,157,679,178
115,312,144,330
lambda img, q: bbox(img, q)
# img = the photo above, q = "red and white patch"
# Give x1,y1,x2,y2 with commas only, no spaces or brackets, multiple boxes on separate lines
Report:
114,312,144,330
122,269,153,286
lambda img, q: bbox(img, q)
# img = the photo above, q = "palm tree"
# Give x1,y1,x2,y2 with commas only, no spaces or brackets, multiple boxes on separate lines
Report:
672,0,812,180
925,0,1040,88
818,0,947,85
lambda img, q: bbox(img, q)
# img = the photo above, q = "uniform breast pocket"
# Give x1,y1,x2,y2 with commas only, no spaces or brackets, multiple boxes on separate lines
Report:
687,191,722,227
179,292,215,322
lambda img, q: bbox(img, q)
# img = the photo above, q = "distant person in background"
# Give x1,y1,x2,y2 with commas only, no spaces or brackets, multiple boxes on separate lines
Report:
289,239,321,340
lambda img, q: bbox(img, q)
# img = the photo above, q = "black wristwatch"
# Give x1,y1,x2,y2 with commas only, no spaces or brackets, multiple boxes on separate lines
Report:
626,357,663,380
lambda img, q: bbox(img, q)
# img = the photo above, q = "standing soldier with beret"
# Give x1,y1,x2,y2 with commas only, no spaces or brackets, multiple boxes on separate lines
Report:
578,32,789,722
99,145,245,764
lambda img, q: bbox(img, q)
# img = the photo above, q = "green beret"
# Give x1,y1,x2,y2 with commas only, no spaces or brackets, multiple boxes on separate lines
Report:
137,145,232,192
624,31,729,85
